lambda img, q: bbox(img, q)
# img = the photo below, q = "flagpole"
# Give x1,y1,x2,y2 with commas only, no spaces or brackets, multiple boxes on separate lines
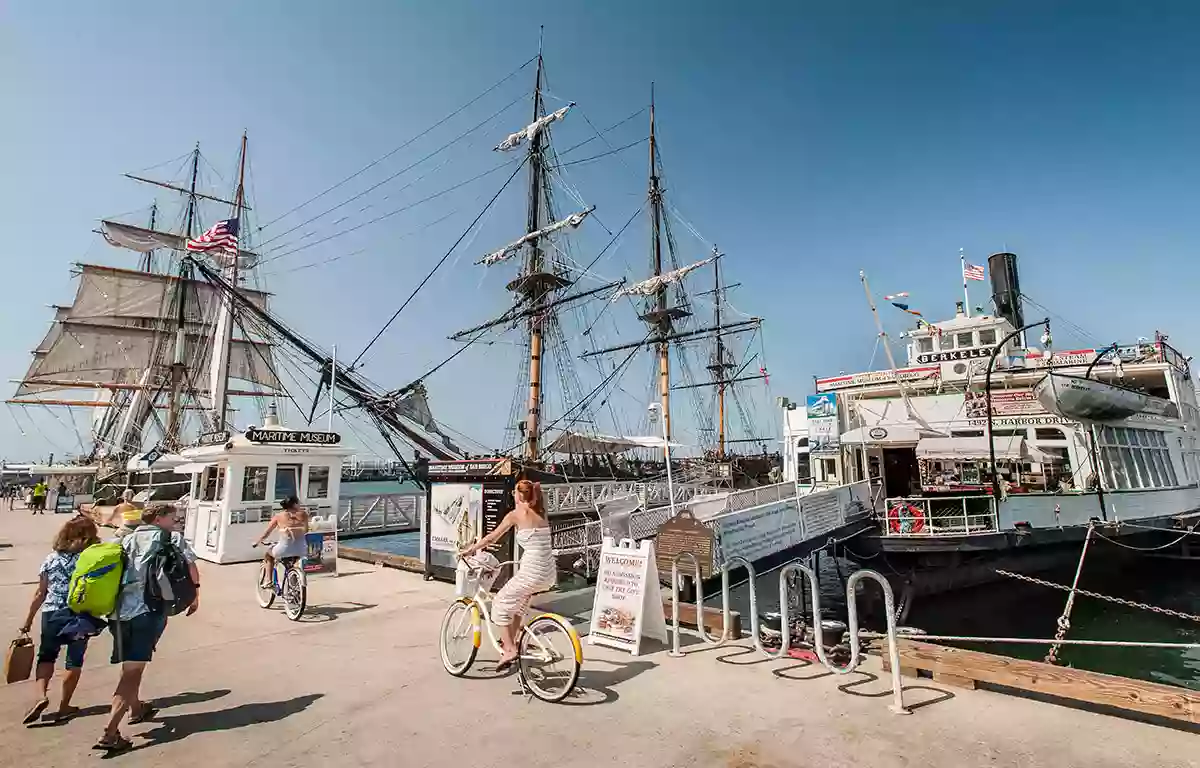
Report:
860,271,916,420
961,248,970,318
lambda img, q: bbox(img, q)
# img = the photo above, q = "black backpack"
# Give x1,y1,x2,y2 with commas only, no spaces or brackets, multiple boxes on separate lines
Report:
144,530,197,616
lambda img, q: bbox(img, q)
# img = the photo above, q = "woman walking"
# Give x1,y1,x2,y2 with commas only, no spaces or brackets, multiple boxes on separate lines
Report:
19,515,101,724
461,479,556,671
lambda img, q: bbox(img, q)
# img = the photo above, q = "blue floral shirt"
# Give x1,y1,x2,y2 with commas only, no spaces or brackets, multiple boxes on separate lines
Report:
39,551,81,612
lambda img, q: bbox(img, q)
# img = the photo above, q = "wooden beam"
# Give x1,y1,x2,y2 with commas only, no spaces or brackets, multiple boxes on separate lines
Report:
883,639,1199,724
661,599,741,638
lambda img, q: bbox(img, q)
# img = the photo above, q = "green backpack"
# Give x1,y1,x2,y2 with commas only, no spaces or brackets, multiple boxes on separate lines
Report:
67,542,125,618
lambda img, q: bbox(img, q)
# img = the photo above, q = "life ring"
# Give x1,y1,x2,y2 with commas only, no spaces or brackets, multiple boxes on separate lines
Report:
887,503,925,534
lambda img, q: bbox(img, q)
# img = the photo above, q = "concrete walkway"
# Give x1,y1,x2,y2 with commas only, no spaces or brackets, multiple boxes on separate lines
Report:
0,512,1194,767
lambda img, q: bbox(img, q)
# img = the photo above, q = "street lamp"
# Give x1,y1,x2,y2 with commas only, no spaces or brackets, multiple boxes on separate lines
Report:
985,317,1050,500
647,403,675,517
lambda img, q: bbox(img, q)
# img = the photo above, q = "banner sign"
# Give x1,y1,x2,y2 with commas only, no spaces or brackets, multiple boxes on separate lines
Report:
304,516,338,577
916,347,995,365
964,389,1043,418
816,366,939,392
589,538,668,657
806,393,840,454
244,428,341,445
428,482,480,572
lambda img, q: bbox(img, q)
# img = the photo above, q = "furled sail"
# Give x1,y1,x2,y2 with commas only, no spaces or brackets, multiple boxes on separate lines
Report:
609,255,718,302
494,103,575,152
101,221,260,269
477,206,595,266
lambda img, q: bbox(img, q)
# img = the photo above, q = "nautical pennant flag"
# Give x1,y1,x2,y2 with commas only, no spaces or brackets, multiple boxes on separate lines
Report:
963,262,986,281
760,366,769,385
882,292,909,301
892,302,923,317
186,218,239,254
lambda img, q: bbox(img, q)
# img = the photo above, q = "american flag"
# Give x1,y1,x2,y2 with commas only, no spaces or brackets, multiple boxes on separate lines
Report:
186,218,239,254
963,262,986,281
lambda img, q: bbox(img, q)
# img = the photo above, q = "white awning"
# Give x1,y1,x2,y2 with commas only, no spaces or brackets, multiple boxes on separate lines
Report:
171,462,214,475
545,431,683,454
916,436,1050,462
841,424,938,445
26,465,101,476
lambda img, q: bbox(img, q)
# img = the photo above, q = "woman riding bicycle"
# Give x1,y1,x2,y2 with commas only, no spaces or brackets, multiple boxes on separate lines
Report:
461,479,555,671
255,496,308,586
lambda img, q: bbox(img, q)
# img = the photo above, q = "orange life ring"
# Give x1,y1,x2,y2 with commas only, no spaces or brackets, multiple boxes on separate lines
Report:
887,503,925,534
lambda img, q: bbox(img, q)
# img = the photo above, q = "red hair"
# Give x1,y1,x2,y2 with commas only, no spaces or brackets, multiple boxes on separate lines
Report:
515,479,545,517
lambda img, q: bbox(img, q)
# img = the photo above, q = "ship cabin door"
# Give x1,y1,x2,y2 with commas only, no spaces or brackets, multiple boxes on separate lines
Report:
882,447,919,498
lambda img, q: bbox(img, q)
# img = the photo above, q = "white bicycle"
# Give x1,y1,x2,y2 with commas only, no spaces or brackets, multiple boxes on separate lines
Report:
438,554,582,703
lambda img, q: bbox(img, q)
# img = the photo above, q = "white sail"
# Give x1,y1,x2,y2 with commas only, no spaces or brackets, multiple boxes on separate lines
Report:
494,103,575,152
609,255,717,302
477,207,595,266
101,221,260,268
69,263,268,324
18,321,279,393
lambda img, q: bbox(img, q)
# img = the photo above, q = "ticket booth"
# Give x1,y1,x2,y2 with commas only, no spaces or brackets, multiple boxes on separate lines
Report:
179,414,353,565
423,457,516,583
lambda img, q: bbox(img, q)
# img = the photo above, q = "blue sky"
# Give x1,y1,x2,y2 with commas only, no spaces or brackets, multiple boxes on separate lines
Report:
3,2,1199,460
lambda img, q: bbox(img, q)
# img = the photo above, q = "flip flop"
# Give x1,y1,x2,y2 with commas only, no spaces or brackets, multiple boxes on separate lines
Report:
128,704,158,725
22,699,49,726
495,656,518,673
92,733,133,753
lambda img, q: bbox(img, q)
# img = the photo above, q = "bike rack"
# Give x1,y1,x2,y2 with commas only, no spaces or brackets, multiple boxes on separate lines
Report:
668,551,909,715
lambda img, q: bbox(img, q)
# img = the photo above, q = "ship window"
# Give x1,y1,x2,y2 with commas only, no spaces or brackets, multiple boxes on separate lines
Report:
200,465,224,502
918,337,934,354
796,452,811,483
241,466,269,502
957,332,974,348
978,328,997,346
940,335,955,350
1034,428,1065,441
951,430,985,438
275,464,301,500
307,466,331,499
1097,427,1178,489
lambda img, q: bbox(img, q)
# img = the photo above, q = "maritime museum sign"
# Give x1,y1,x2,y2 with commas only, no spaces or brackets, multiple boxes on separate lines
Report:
916,346,996,365
244,428,342,445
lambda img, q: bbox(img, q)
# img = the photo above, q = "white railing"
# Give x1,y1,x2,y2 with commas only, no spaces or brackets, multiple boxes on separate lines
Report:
338,492,423,534
881,495,998,537
722,480,797,516
543,479,700,516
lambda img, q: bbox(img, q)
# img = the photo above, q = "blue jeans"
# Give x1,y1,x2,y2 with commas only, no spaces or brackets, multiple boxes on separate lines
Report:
37,608,89,670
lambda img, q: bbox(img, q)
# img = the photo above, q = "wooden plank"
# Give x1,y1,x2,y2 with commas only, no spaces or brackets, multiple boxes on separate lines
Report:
340,546,423,573
662,599,742,638
887,639,1199,724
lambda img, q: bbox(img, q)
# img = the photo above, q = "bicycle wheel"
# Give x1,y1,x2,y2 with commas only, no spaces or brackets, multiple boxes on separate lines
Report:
282,566,306,621
439,599,480,676
517,614,581,703
255,561,275,609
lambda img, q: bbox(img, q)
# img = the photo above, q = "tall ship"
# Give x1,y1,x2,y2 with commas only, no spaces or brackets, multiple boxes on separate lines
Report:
8,138,467,506
781,252,1200,598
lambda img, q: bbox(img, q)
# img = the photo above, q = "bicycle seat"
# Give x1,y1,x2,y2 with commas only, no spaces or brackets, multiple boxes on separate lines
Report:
280,556,302,566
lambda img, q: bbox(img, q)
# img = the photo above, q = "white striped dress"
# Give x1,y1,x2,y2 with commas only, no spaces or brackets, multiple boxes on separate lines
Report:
492,527,556,625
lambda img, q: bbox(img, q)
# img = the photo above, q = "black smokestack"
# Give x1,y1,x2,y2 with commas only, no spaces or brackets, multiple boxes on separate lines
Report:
988,252,1024,331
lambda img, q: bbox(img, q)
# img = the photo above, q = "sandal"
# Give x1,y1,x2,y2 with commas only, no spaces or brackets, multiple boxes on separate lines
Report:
128,704,158,725
23,698,49,726
495,655,518,673
92,733,133,753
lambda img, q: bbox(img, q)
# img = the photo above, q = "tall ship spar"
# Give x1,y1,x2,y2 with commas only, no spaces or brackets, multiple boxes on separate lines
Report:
8,137,469,505
445,50,778,500
781,252,1200,599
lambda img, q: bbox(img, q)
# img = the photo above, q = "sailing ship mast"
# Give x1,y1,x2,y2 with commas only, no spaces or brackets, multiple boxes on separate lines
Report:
520,56,550,461
206,133,248,432
647,86,674,442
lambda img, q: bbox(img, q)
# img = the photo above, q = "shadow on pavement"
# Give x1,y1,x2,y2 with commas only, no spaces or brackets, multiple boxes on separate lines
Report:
298,602,377,623
129,693,324,751
559,659,657,707
28,689,232,728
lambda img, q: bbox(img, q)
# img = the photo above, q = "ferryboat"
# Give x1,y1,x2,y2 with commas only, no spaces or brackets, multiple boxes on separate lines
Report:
780,252,1200,598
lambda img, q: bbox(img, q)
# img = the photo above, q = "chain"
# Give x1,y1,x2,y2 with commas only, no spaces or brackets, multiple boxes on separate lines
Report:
997,568,1200,623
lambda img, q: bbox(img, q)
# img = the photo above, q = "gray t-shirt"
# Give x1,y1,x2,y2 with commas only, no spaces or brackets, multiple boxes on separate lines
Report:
115,525,197,621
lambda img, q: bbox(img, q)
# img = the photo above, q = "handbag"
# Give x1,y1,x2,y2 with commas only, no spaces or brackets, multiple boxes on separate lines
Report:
5,631,34,683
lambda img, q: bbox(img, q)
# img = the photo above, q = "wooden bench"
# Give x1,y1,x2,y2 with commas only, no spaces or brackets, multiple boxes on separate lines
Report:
662,599,741,639
882,639,1200,725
